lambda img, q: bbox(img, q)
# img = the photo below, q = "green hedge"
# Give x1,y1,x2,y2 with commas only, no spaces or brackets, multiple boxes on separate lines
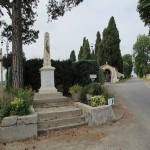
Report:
24,58,43,91
74,60,103,86
23,59,103,95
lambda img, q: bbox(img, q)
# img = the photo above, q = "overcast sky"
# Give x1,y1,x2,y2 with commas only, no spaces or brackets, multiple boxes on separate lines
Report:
2,0,149,60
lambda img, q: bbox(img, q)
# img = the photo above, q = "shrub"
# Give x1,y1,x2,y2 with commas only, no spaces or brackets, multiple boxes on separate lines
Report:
79,86,89,104
90,95,106,107
69,84,82,94
0,88,33,120
87,82,103,96
102,88,114,103
11,98,30,116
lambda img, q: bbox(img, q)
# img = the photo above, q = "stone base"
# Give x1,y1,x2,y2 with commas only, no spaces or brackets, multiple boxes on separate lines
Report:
38,87,57,94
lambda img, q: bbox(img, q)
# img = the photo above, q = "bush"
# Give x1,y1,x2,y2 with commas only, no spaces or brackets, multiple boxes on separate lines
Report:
74,60,103,86
102,88,114,103
90,95,106,107
0,88,33,120
69,84,82,94
87,82,103,96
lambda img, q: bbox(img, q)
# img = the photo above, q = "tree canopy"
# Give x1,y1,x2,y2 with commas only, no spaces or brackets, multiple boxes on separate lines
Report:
70,50,76,62
133,34,150,77
123,54,133,78
137,0,150,35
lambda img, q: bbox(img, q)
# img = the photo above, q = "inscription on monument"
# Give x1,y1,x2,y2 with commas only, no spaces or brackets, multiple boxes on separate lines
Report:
41,71,54,88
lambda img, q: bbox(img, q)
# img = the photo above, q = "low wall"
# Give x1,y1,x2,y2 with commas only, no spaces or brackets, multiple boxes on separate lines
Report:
74,102,116,126
0,107,38,143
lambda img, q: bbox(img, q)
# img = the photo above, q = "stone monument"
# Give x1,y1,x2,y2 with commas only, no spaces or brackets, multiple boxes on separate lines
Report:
34,32,67,105
38,32,57,94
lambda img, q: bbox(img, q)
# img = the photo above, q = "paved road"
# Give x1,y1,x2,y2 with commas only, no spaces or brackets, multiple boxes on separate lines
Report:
104,77,150,150
2,78,150,150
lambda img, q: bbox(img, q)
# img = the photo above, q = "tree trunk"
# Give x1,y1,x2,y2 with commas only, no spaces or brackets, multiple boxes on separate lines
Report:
12,0,23,88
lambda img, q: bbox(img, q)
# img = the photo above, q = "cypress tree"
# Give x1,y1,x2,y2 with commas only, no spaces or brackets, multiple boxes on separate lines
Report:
95,31,101,60
70,50,76,62
82,39,91,60
101,16,123,72
78,46,83,61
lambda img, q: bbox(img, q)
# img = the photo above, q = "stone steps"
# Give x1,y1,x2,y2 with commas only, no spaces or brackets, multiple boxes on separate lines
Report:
36,106,87,133
37,107,82,121
38,121,87,133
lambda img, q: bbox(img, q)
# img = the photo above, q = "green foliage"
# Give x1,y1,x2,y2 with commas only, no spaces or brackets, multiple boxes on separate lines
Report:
87,82,103,96
100,16,123,72
11,97,31,116
137,0,150,34
69,84,82,94
51,59,75,95
101,88,114,104
95,31,101,60
133,34,150,77
24,58,43,91
0,88,33,120
78,37,91,60
78,46,84,61
90,95,106,107
74,60,103,86
0,102,11,121
70,50,76,62
79,86,89,104
123,54,133,78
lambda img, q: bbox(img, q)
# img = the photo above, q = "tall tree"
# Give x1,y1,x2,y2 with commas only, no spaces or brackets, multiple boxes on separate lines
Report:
78,46,83,61
70,50,76,62
0,0,83,88
133,34,150,77
100,16,123,72
123,54,133,78
82,39,91,60
137,0,150,35
78,37,91,60
95,31,101,60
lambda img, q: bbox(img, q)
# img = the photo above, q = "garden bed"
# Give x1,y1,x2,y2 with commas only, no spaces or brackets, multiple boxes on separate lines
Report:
0,106,38,143
74,102,116,126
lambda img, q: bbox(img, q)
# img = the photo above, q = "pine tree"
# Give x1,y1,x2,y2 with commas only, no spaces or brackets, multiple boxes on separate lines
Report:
101,16,123,72
70,50,76,62
95,31,101,60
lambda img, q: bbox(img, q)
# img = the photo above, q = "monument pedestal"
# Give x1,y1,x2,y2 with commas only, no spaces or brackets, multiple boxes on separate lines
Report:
38,65,57,94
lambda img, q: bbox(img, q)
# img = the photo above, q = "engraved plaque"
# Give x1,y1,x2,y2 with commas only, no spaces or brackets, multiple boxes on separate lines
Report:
41,70,54,88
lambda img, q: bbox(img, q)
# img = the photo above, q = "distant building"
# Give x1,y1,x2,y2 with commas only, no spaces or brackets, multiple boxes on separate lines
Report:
101,63,124,83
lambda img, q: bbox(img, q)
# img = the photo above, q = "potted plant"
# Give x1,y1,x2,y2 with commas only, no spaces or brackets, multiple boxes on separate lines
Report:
69,84,82,102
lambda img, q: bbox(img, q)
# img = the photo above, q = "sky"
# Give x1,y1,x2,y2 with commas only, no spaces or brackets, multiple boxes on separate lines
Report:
1,0,149,61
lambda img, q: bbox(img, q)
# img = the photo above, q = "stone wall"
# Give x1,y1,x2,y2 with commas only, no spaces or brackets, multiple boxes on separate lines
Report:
0,107,38,143
74,102,116,126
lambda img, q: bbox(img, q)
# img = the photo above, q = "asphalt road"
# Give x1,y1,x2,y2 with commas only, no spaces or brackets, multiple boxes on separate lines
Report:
2,78,150,150
104,77,150,150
